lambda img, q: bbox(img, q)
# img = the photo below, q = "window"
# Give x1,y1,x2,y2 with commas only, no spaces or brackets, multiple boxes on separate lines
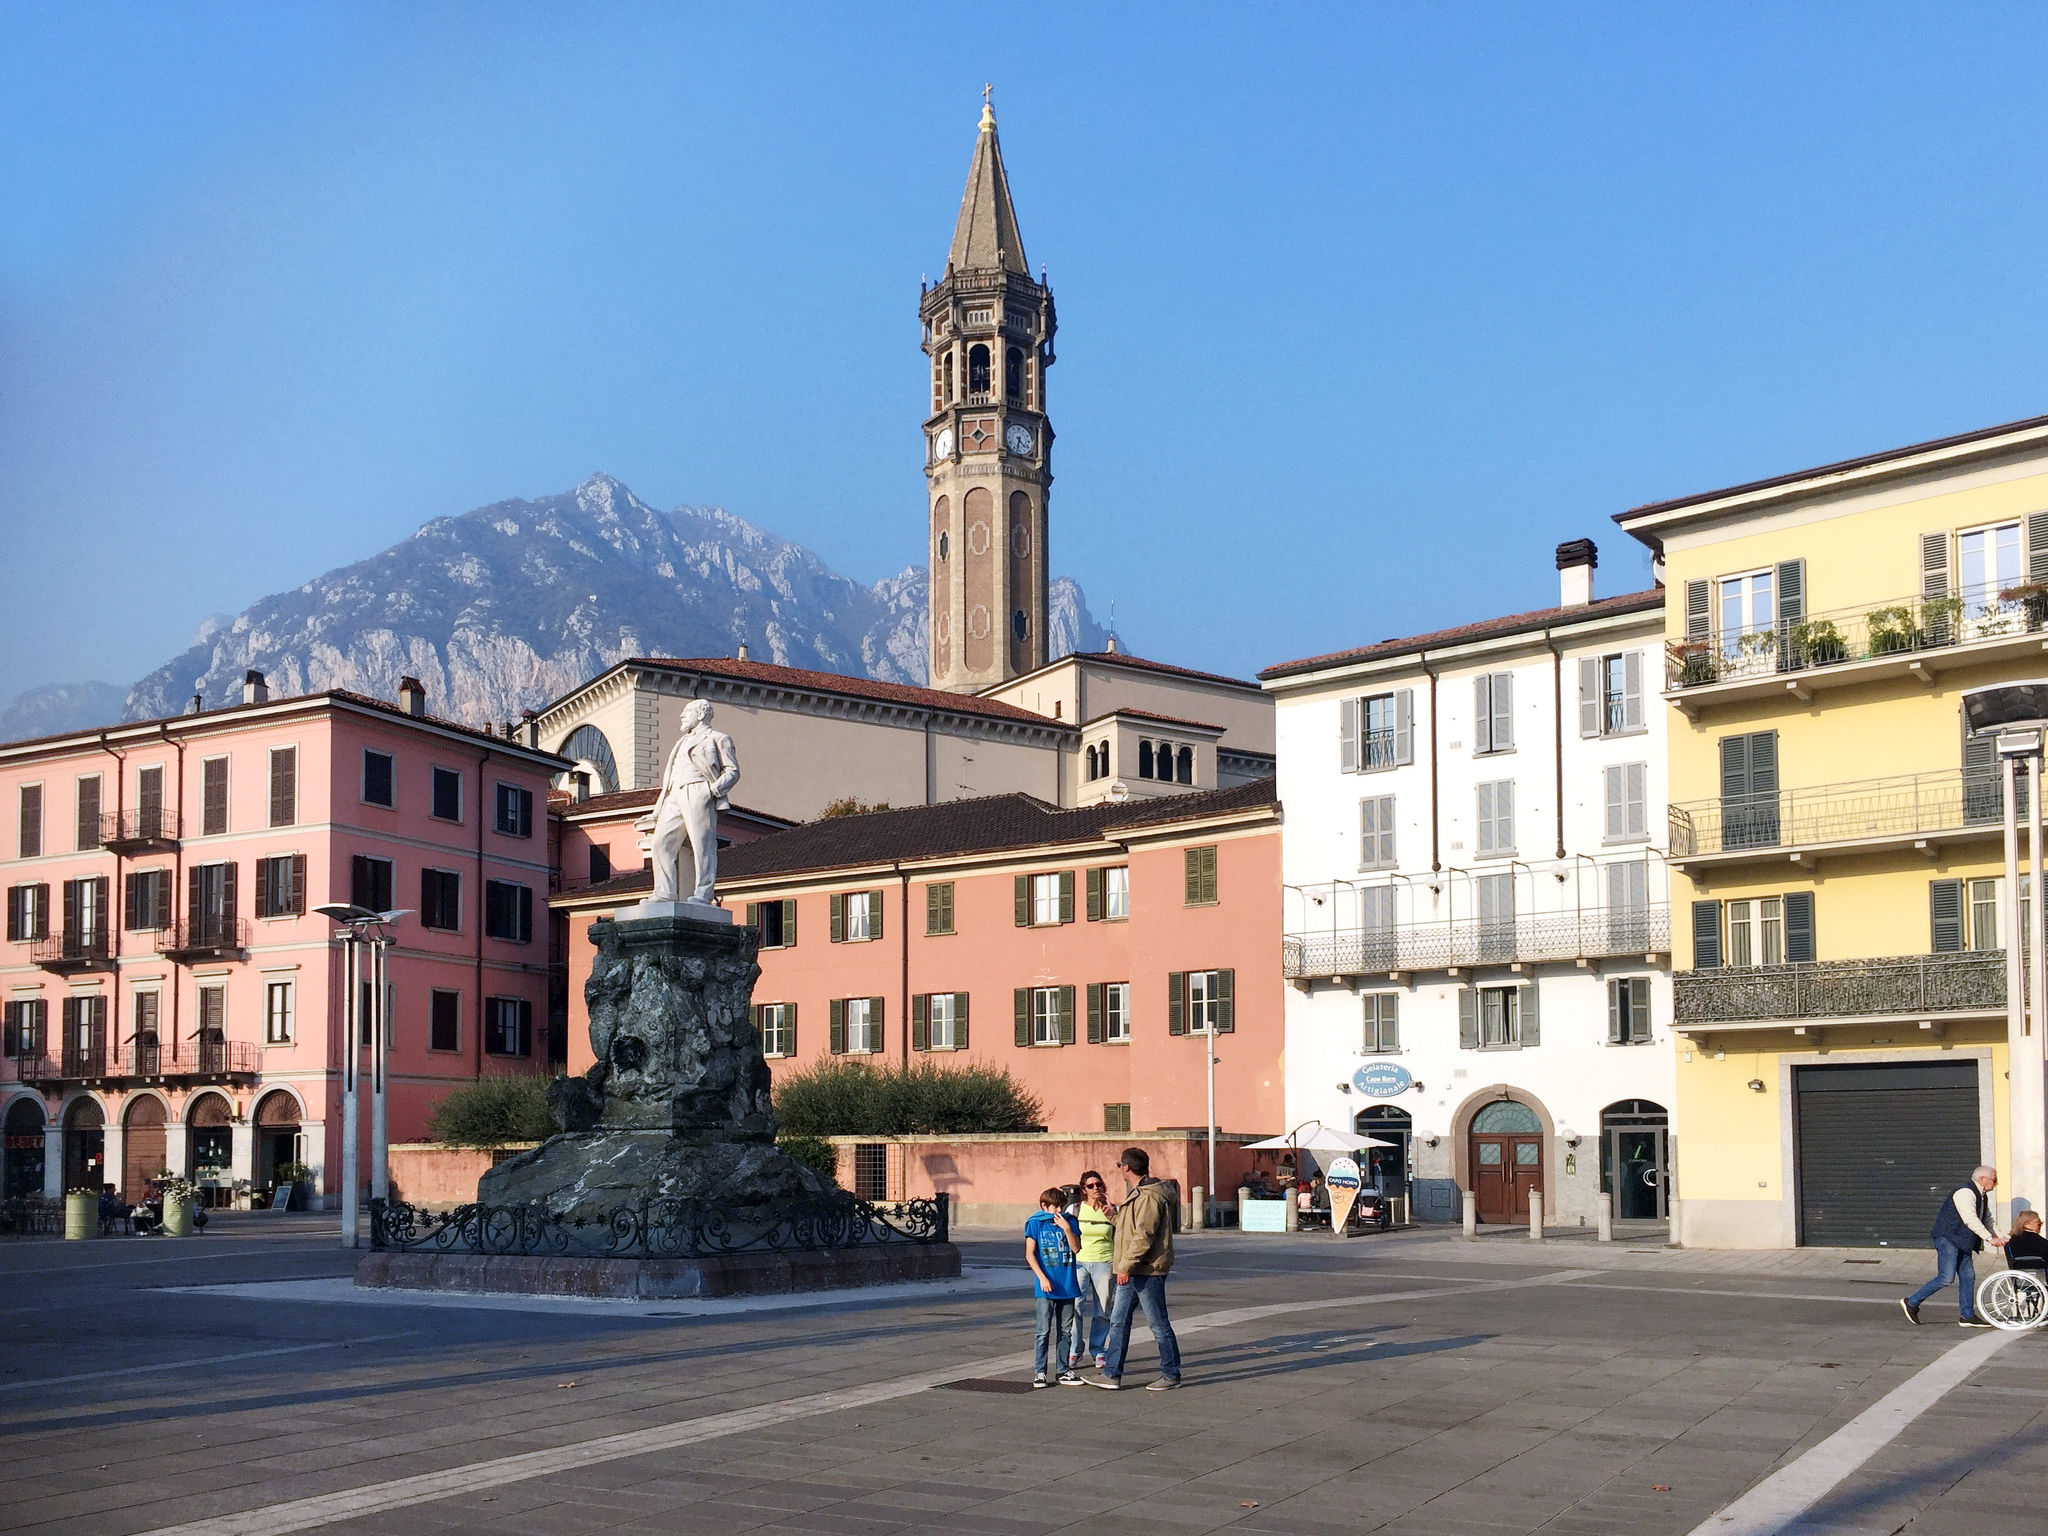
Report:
1932,877,2003,952
187,862,234,945
1019,985,1074,1046
1176,746,1194,784
351,855,394,914
429,989,461,1052
431,767,462,823
64,876,109,947
1138,740,1155,779
1717,569,1774,658
1970,877,2000,951
124,869,169,931
1604,763,1648,842
831,996,884,1054
1184,845,1218,905
1476,780,1515,857
1086,864,1130,922
18,785,41,858
269,748,297,828
76,775,101,851
755,1002,796,1058
1359,796,1396,870
485,880,533,943
264,980,294,1044
494,783,533,837
748,899,797,947
1692,892,1814,968
1032,872,1065,925
420,868,462,931
485,997,532,1056
133,990,159,1051
1727,897,1782,968
1103,1103,1132,1134
925,884,954,936
362,750,395,807
1341,690,1414,772
6,883,49,942
968,342,991,394
1087,981,1131,1044
2,999,46,1058
831,891,882,942
914,991,969,1051
196,984,226,1042
1605,859,1650,948
1475,872,1515,961
201,756,228,836
1459,984,1538,1049
1005,344,1024,399
1363,994,1400,1054
1168,969,1235,1035
1473,673,1513,754
255,855,306,918
1607,978,1651,1044
1959,520,2022,611
1579,652,1645,737
136,766,165,840
590,844,612,883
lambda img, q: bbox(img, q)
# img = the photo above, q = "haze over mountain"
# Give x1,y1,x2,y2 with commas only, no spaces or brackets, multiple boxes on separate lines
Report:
108,474,1107,730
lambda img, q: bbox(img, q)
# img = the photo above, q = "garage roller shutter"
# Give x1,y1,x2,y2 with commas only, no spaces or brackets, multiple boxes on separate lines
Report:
1795,1062,1979,1248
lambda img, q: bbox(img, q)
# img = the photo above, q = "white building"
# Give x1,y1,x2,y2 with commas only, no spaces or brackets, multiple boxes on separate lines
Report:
1260,541,1675,1228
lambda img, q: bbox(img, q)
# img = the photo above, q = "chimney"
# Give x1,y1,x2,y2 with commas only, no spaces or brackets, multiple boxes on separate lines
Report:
520,709,540,748
1104,634,1120,654
500,722,516,740
736,642,750,662
572,770,590,803
185,690,204,716
398,676,427,718
1556,539,1597,608
242,669,269,705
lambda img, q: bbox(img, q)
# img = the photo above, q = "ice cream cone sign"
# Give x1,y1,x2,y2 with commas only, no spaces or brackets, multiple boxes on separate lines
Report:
1327,1156,1362,1235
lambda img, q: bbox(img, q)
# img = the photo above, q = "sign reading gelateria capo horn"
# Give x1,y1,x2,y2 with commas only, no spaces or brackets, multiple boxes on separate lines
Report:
1326,1155,1363,1235
1353,1062,1413,1098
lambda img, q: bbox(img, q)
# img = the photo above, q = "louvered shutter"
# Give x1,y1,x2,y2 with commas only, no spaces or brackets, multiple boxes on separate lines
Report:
1622,652,1644,729
1518,985,1539,1046
124,872,144,931
1086,867,1102,921
1603,766,1625,841
1339,697,1360,773
1921,530,1951,601
782,899,797,944
1058,871,1074,924
1457,988,1478,1049
911,994,928,1052
270,748,296,827
1578,658,1600,737
1685,579,1711,640
828,998,846,1054
76,777,99,851
1014,988,1030,1047
1473,676,1493,753
924,886,940,933
954,993,968,1051
1626,763,1646,837
1087,983,1104,1044
1492,674,1512,750
1014,875,1030,926
2031,512,2048,585
1215,969,1235,1033
746,902,760,930
62,879,80,943
1930,879,1965,953
517,883,531,942
784,1003,797,1056
5,886,20,942
1476,783,1495,855
1393,690,1414,765
1607,980,1625,1045
1167,972,1186,1035
830,893,844,942
1057,986,1075,1045
219,862,235,925
1784,890,1816,964
868,892,882,940
1692,900,1723,969
1775,561,1804,672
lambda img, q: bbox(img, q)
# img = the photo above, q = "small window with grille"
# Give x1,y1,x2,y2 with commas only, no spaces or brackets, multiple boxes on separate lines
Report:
853,1143,887,1202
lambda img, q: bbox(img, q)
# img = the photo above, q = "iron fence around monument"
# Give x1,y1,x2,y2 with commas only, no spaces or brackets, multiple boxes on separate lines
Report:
366,1190,949,1259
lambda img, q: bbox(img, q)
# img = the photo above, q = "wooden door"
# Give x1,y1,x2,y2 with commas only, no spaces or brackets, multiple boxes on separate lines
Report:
1473,1134,1543,1222
123,1098,166,1200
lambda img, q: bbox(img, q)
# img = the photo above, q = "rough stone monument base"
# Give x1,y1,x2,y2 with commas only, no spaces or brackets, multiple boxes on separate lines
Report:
355,1241,960,1299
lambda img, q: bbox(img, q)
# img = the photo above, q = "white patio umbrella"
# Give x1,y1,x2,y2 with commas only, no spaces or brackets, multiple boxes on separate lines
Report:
1244,1126,1394,1154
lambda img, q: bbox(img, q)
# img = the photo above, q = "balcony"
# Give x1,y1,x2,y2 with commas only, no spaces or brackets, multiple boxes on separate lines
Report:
1667,586,2048,715
1669,767,2004,874
100,807,179,854
7,1039,254,1084
180,1039,258,1080
1283,905,1671,981
59,1042,108,1080
31,930,111,974
1672,950,2006,1035
157,917,249,962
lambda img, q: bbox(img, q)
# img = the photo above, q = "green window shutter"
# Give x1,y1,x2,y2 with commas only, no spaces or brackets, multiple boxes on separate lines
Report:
1014,988,1030,1047
2031,512,2048,585
1685,578,1711,641
1087,982,1104,1044
926,885,942,934
1629,980,1650,1043
783,899,797,945
1167,971,1186,1036
1015,875,1030,926
871,999,885,1049
1216,968,1235,1033
786,1002,797,1055
1692,900,1723,969
911,994,928,1052
1086,867,1102,922
745,902,760,930
1518,985,1539,1047
1206,846,1219,902
1930,879,1965,953
1184,849,1199,904
1059,870,1075,923
830,893,844,943
829,998,846,1054
1784,890,1816,964
1606,981,1624,1045
1057,985,1075,1045
869,892,883,941
1457,988,1478,1049
954,993,969,1051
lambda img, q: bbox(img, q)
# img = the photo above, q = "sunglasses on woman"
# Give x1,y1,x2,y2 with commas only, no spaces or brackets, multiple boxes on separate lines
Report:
1083,1181,1105,1191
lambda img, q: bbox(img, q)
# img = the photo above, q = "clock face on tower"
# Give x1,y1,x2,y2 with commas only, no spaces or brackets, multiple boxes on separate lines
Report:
934,428,954,459
1004,422,1034,456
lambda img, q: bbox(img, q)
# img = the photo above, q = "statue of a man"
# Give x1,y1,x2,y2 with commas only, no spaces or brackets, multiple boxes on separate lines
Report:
648,699,741,906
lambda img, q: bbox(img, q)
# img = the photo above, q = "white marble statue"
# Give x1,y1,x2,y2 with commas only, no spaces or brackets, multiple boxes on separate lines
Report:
646,699,741,910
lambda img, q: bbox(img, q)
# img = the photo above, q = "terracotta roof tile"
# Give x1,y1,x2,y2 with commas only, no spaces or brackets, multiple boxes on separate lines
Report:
1259,590,1664,681
624,657,1058,726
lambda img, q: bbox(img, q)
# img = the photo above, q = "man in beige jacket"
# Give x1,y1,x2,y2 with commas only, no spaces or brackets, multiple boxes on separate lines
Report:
1087,1147,1183,1390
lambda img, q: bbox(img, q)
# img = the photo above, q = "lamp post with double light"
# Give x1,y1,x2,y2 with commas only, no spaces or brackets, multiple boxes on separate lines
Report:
313,902,409,1248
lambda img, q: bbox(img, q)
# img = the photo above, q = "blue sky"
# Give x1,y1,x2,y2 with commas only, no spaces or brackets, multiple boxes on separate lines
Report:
5,6,2048,700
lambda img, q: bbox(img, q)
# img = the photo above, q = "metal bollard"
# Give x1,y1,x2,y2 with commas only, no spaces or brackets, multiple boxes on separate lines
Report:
1528,1189,1544,1240
1597,1191,1613,1242
1461,1188,1477,1240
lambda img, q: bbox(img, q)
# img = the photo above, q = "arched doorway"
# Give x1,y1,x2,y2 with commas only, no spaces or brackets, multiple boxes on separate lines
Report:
63,1098,104,1193
1471,1100,1543,1223
1601,1099,1670,1221
254,1090,301,1192
188,1092,234,1193
1355,1105,1411,1200
4,1097,46,1198
122,1096,166,1199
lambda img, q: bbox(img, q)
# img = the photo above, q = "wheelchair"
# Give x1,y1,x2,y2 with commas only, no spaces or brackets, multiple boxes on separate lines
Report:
1974,1254,2048,1330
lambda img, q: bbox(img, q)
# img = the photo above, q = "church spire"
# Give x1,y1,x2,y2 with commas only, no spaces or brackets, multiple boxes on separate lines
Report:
947,89,1028,276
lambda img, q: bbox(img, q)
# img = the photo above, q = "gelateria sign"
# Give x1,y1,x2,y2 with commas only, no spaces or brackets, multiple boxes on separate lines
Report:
1353,1062,1413,1098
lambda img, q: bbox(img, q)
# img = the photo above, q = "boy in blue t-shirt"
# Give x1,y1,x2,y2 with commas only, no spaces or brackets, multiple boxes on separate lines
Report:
1024,1188,1085,1387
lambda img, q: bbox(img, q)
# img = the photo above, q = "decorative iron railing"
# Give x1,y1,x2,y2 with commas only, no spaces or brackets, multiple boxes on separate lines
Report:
1673,950,2006,1025
1668,767,2006,858
60,1042,106,1078
184,1039,257,1077
30,930,111,970
157,917,249,959
366,1191,950,1259
1283,905,1670,979
0,1197,62,1237
100,807,179,850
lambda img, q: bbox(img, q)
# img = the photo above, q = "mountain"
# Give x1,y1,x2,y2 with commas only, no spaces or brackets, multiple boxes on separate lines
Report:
123,474,1108,728
0,681,128,741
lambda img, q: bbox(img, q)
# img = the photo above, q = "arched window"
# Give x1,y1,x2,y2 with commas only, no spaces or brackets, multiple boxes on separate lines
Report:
1085,745,1100,780
1098,740,1110,778
1177,746,1194,784
1005,346,1024,399
556,725,620,796
968,344,991,396
1138,741,1154,779
943,350,954,403
1472,1101,1542,1135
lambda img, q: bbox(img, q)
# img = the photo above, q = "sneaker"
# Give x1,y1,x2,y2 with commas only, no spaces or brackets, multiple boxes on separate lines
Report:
1094,1353,1108,1371
1057,1370,1083,1386
1145,1376,1183,1392
1900,1299,1921,1325
1959,1317,1992,1329
1086,1374,1123,1390
1032,1375,1050,1389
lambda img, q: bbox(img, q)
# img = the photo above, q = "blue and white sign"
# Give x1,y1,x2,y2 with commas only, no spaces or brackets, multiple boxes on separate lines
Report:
1354,1062,1413,1098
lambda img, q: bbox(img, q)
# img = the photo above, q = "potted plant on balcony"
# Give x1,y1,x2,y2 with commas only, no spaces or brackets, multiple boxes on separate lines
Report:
1919,593,1964,646
2002,581,2048,630
1867,604,1919,655
275,1160,315,1211
1735,629,1777,671
1673,641,1719,687
1790,618,1848,667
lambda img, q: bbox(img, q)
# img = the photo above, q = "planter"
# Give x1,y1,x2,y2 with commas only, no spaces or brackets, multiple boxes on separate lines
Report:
161,1194,193,1238
63,1191,97,1240
291,1179,317,1212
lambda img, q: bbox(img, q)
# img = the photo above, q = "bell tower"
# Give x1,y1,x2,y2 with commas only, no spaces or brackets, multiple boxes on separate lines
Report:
921,92,1055,693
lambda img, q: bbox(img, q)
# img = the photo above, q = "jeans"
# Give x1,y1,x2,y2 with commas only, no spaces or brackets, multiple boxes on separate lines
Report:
1077,1260,1115,1357
1033,1294,1078,1377
1906,1237,1980,1319
1101,1273,1182,1382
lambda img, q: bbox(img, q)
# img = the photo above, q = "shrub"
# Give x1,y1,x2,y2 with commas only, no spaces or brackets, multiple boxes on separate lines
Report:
819,797,891,819
777,1135,840,1185
774,1059,1044,1137
428,1075,557,1146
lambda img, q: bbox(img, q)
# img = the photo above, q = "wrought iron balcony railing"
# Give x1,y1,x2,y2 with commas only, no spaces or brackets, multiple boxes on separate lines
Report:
60,1042,107,1079
1669,767,2008,860
1673,950,2005,1026
1284,905,1670,979
1669,586,2048,692
184,1038,257,1078
31,929,111,972
100,806,179,852
157,917,249,960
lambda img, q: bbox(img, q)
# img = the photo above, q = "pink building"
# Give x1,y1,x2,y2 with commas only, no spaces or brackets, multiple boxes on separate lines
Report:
0,674,566,1206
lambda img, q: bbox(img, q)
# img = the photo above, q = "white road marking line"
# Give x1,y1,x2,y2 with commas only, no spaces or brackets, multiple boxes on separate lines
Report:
125,1268,1593,1536
7,1334,411,1390
1685,1328,2021,1536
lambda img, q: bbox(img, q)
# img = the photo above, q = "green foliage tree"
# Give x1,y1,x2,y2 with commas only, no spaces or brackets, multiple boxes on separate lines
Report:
775,1134,841,1185
427,1075,557,1146
818,797,890,819
773,1059,1044,1137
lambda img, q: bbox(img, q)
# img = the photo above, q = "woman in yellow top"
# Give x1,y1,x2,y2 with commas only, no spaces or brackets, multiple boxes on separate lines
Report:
1071,1169,1118,1370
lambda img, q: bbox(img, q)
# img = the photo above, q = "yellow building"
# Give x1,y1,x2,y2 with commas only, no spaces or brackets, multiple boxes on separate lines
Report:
1618,413,2048,1249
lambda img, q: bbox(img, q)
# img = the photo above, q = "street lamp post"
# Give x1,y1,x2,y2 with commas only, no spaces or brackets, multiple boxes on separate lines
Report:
314,903,409,1249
